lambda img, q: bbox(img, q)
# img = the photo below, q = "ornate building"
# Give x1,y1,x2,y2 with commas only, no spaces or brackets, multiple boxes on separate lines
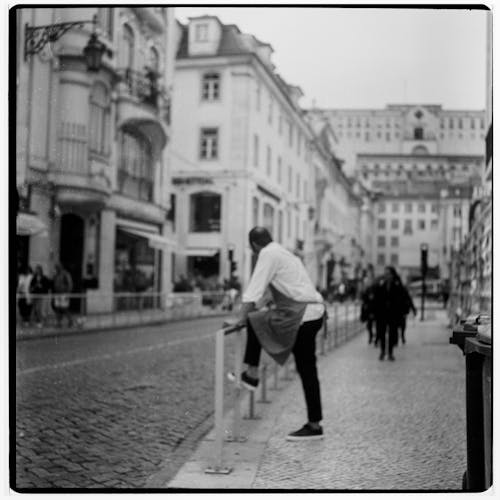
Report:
16,7,177,313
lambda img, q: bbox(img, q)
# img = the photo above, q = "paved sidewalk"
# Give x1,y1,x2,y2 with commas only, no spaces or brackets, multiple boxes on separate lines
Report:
166,310,467,490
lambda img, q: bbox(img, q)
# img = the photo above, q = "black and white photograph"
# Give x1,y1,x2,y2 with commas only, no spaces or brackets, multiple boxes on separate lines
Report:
11,1,493,493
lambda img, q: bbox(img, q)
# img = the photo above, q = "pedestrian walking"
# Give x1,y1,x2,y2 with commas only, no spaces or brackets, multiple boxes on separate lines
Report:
17,265,33,325
372,266,414,361
52,263,73,327
30,265,51,327
226,227,326,441
397,277,417,344
360,276,376,344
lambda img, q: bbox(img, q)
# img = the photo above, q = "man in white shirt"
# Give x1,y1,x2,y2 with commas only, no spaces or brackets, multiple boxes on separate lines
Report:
228,227,325,441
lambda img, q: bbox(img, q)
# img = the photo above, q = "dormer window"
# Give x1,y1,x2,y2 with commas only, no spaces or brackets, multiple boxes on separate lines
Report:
202,73,220,101
195,23,209,42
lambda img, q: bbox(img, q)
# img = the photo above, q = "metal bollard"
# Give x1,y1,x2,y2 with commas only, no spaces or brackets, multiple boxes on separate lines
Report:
205,328,232,474
334,303,338,347
258,363,271,403
271,362,280,390
227,329,247,442
244,391,261,420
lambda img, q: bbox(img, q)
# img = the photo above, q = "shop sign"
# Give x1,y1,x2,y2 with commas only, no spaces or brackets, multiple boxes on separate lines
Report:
172,177,214,186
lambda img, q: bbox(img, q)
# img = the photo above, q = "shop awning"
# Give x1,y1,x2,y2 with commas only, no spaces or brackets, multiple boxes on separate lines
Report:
16,212,47,237
176,248,219,257
118,226,177,251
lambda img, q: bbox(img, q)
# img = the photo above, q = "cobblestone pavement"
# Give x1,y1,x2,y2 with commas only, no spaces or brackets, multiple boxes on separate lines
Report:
169,310,467,490
15,316,237,489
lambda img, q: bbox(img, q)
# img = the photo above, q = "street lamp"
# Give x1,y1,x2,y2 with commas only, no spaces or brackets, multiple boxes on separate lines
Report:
24,15,110,71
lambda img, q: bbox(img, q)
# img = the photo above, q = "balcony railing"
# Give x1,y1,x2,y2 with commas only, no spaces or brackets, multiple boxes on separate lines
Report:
117,68,161,108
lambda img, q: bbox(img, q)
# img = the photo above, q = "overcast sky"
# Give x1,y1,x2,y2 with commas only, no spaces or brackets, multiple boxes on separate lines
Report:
176,6,488,110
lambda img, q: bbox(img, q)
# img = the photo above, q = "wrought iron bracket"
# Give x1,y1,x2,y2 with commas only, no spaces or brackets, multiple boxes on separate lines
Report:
24,19,95,61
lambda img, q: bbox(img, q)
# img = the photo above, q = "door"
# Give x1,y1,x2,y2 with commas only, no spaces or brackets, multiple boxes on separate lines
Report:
59,213,84,313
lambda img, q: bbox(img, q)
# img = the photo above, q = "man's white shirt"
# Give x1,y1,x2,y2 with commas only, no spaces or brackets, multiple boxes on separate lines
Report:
242,242,325,322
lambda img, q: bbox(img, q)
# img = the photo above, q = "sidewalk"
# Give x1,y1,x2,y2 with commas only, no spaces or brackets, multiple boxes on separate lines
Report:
165,310,467,490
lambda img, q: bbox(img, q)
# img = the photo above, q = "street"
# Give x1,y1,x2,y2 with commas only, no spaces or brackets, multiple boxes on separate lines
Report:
15,315,238,488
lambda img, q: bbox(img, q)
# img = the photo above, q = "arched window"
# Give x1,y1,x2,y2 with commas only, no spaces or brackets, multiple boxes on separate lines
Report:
412,145,429,155
190,192,221,232
118,128,153,201
121,24,134,69
149,46,160,73
89,82,110,155
202,73,220,101
414,127,424,140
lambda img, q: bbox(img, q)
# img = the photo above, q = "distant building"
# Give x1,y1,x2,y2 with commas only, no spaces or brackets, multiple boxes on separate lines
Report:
16,7,177,313
170,16,320,287
311,104,486,280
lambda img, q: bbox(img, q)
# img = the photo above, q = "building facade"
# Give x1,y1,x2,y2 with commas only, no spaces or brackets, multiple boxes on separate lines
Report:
16,7,177,312
170,16,319,288
311,104,486,280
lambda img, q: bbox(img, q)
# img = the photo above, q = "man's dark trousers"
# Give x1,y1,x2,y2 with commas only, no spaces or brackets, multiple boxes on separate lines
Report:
244,317,323,422
375,318,399,356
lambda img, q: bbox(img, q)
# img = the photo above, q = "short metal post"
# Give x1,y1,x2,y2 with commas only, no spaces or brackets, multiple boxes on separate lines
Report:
272,362,280,390
244,391,260,420
334,303,338,347
227,330,246,442
205,329,232,474
258,363,271,403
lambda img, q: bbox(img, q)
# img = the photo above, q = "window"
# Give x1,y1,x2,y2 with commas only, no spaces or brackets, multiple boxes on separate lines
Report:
149,46,160,73
365,131,370,141
268,95,273,124
263,203,274,235
266,146,272,176
377,236,386,247
202,73,220,100
89,82,110,155
200,128,218,159
296,173,300,198
277,210,283,243
458,117,463,129
277,156,282,183
378,202,386,213
391,236,398,247
121,24,134,68
288,165,292,193
392,202,399,213
391,219,399,230
449,117,454,129
278,115,283,135
287,211,291,237
453,227,461,241
377,253,385,265
378,219,386,230
404,220,412,235
386,132,390,141
431,203,438,213
414,127,423,140
253,134,259,167
405,202,412,213
289,123,293,147
118,128,153,201
471,117,475,129
195,23,208,42
431,220,438,230
297,133,301,155
418,203,426,213
256,83,261,111
97,7,113,39
303,180,307,201
418,220,425,230
190,192,221,232
252,197,260,226
453,205,462,217
390,254,398,266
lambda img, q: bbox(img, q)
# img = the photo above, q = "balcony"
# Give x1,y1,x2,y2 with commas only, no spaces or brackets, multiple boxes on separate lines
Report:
50,121,111,207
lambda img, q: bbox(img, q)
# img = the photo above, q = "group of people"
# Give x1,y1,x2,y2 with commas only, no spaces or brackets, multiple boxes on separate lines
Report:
17,263,74,328
360,266,417,361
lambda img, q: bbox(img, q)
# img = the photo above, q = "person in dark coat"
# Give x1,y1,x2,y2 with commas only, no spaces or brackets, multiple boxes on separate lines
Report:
360,276,376,344
372,266,415,361
397,277,417,344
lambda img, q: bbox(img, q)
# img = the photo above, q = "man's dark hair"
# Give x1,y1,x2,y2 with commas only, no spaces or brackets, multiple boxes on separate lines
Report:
248,226,273,248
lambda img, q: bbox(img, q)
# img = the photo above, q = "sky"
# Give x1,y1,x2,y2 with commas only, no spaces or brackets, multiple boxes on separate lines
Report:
176,5,489,110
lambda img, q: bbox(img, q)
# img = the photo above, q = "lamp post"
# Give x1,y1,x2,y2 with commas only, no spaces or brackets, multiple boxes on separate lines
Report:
24,15,110,71
420,243,428,321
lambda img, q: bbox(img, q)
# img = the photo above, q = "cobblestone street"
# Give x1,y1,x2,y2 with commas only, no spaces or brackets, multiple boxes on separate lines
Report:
15,316,236,489
170,309,467,490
